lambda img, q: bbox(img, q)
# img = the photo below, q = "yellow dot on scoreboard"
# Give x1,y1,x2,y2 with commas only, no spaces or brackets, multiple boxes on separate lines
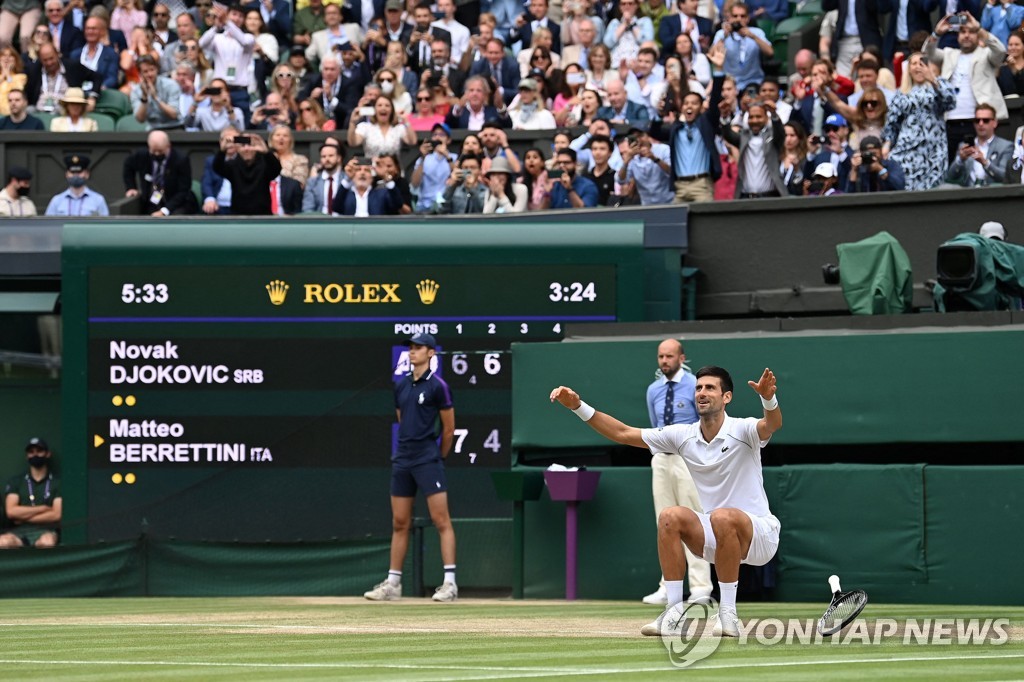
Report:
112,396,123,406
112,473,123,484
125,473,136,485
125,395,137,406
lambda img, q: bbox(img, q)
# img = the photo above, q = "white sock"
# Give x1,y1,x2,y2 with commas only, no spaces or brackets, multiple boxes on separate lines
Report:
665,580,684,606
443,565,456,586
387,570,402,587
719,580,738,612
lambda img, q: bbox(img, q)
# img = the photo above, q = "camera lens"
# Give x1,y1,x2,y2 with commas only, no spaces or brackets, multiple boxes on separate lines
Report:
822,264,841,286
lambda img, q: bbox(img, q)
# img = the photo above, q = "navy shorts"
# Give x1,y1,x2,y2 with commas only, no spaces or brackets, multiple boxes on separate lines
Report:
391,460,448,497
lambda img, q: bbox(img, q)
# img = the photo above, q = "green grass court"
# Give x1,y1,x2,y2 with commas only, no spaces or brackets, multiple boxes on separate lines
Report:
0,598,1020,680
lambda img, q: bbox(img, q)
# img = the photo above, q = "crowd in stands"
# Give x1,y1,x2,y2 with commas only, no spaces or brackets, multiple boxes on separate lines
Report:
1,0,1024,216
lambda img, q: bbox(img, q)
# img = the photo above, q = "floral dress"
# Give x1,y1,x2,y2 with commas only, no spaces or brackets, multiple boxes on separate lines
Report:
882,80,956,191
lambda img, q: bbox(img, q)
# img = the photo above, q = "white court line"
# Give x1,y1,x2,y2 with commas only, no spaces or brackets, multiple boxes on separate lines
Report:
0,652,1021,678
0,622,628,636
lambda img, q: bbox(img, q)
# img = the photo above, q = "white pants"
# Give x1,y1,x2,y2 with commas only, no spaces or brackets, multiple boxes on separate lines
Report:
696,510,781,567
836,36,863,79
652,453,713,595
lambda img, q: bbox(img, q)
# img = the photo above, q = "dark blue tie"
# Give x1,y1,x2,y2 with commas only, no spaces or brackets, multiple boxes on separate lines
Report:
664,380,675,426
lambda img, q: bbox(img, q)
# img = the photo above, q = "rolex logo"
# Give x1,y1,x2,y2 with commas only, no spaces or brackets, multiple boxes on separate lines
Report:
265,279,289,305
416,279,439,305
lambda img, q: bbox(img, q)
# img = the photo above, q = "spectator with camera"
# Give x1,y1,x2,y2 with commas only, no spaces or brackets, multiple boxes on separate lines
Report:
803,161,843,195
332,155,403,216
407,4,452,72
618,126,674,205
436,153,488,214
432,0,471,65
926,12,1008,164
541,147,600,208
944,102,1013,185
213,132,280,215
808,113,855,188
186,79,245,132
846,135,906,191
711,2,773,91
411,123,458,213
347,93,417,158
199,3,256,125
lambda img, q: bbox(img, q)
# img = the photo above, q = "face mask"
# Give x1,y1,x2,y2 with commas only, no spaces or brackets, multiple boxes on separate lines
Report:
380,81,394,95
28,455,48,468
16,186,30,196
151,153,165,161
520,101,538,117
808,180,825,195
68,176,87,188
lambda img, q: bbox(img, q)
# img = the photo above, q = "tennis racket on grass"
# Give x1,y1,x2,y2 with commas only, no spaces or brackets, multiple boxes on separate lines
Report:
816,574,868,636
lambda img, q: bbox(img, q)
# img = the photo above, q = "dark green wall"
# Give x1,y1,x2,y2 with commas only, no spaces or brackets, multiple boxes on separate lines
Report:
512,329,1024,447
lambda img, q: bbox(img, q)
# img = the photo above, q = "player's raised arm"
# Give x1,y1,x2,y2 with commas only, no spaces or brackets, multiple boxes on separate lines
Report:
549,386,648,449
747,368,782,441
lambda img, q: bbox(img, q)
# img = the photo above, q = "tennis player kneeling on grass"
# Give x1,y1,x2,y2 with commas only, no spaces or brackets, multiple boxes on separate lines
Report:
550,366,782,637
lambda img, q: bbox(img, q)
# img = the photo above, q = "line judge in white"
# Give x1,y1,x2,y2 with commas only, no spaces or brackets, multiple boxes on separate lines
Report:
549,365,782,638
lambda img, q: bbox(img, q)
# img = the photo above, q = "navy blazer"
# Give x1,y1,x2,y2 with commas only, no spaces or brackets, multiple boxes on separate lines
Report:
657,14,713,55
276,175,304,215
445,105,512,129
884,0,939,58
69,44,119,90
51,22,85,57
122,148,197,215
822,0,892,63
469,57,522,105
343,0,386,28
795,93,844,133
809,145,855,189
650,74,724,181
509,18,561,55
331,181,402,215
201,155,226,204
24,59,99,105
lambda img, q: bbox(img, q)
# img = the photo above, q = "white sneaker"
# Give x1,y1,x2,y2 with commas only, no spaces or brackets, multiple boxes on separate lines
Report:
642,585,668,605
363,580,401,601
640,604,687,637
432,582,458,602
712,607,739,637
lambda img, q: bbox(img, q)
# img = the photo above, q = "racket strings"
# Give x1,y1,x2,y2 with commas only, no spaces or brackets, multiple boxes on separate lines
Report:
823,591,868,628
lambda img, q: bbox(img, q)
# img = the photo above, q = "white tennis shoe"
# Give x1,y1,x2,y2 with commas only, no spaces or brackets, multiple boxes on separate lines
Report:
640,604,688,637
363,580,401,601
712,607,739,637
432,582,458,602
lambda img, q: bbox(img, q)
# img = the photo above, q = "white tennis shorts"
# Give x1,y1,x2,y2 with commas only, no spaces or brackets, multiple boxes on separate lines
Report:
696,510,780,567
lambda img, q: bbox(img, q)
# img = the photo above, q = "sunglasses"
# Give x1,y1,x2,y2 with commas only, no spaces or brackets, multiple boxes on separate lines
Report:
153,12,169,17
975,117,994,123
277,72,294,78
378,78,394,83
299,105,312,111
824,125,840,133
417,96,431,101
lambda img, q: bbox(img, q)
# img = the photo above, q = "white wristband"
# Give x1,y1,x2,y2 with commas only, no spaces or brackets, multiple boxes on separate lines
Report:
760,394,778,411
572,401,596,421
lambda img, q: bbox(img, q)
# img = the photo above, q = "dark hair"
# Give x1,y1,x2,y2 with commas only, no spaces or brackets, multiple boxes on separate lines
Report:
376,152,403,176
556,147,577,163
976,102,998,117
520,147,546,196
637,46,658,61
458,153,483,167
589,134,613,151
695,366,734,394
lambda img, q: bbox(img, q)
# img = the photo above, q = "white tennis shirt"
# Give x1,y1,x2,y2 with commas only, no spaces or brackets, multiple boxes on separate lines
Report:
642,414,773,516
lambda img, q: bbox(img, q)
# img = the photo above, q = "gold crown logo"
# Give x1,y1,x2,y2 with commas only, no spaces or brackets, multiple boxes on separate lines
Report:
416,279,439,305
265,279,289,305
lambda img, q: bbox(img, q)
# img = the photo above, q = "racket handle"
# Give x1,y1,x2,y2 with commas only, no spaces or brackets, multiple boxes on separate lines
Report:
828,574,842,593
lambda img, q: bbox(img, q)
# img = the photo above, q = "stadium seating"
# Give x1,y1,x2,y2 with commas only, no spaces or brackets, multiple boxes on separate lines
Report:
93,89,132,119
115,115,148,132
87,113,116,131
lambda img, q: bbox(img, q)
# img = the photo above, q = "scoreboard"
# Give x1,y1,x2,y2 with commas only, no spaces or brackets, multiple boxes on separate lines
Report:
61,222,651,543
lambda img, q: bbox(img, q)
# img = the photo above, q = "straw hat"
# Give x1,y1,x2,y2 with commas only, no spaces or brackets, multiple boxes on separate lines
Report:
60,87,89,105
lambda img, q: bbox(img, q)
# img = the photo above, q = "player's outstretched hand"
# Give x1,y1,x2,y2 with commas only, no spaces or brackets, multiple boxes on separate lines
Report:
549,386,582,409
747,368,777,399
